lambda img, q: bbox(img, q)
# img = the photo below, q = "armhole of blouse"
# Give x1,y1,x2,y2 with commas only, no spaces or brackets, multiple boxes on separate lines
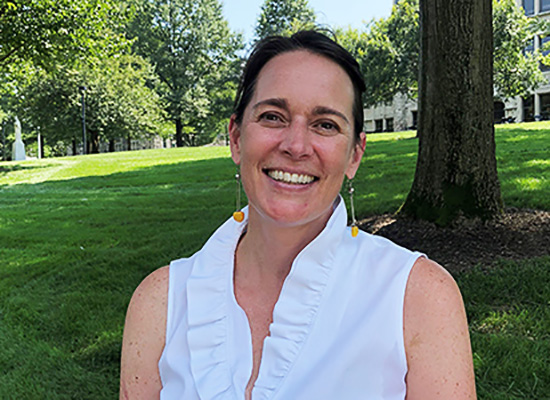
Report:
164,263,175,346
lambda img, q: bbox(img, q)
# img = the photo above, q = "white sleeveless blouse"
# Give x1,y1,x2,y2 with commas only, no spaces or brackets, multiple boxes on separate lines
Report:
158,198,422,400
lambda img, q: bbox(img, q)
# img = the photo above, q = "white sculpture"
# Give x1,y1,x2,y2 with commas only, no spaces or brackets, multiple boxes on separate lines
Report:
12,116,26,161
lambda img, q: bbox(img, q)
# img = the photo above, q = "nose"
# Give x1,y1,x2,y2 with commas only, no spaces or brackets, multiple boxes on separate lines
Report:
279,118,314,159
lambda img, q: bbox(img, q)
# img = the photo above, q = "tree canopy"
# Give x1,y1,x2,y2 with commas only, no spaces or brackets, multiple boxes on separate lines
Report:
351,0,550,107
493,0,549,100
127,0,243,146
255,0,316,40
0,0,129,70
18,54,164,154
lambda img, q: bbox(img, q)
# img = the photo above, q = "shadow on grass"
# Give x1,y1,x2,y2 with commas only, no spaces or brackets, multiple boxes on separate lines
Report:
0,164,50,175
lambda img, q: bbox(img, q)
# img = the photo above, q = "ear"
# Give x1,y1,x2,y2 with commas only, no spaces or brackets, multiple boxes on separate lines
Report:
228,114,241,165
345,132,366,180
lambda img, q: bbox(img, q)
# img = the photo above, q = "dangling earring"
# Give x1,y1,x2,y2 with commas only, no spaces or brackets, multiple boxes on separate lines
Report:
233,170,244,222
348,179,358,237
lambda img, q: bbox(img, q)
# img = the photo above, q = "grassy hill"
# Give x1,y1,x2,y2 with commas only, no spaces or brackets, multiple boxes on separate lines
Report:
0,123,548,398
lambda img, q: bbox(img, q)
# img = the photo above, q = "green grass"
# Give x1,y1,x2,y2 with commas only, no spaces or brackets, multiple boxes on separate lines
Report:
0,123,549,398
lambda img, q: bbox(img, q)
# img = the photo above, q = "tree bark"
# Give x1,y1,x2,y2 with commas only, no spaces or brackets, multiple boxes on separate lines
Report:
400,0,502,225
175,118,184,147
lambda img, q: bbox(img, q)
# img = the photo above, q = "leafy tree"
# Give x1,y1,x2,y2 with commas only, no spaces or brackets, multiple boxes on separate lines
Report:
400,0,502,225
127,0,243,147
360,0,419,106
493,0,548,100
359,0,549,107
0,0,133,156
255,0,316,40
0,0,128,70
19,55,164,154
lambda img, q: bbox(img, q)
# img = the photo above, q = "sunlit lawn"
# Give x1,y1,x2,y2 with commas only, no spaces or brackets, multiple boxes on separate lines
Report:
0,122,548,398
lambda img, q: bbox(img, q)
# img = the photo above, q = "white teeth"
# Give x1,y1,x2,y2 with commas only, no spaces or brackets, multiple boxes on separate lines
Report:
267,170,315,184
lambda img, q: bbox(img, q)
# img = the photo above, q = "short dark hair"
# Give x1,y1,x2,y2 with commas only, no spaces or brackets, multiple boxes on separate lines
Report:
233,30,366,140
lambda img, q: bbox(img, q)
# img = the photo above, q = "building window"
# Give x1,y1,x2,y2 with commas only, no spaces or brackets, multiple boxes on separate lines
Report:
523,95,535,122
541,0,550,12
411,111,418,129
375,119,383,132
540,93,550,120
540,36,550,71
385,118,394,132
494,101,505,124
523,0,535,15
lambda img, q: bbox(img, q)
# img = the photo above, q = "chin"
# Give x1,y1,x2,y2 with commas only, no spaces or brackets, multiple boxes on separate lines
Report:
255,200,332,229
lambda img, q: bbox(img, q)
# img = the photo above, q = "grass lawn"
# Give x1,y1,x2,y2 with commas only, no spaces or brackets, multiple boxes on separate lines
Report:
0,122,549,399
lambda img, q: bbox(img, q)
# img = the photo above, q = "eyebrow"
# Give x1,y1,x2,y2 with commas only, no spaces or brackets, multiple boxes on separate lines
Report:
252,98,288,111
312,106,350,125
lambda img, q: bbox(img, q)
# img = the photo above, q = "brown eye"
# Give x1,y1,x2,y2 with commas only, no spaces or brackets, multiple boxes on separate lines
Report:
320,122,336,130
260,112,281,122
315,120,340,135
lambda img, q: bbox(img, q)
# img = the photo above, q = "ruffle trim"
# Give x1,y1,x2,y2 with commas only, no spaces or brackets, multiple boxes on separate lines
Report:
252,199,347,399
186,206,249,399
186,198,348,400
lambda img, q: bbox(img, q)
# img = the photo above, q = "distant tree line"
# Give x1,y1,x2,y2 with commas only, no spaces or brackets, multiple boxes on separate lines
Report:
0,0,546,159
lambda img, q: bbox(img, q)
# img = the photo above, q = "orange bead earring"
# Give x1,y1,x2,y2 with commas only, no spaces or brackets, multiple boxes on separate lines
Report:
348,179,358,237
233,171,244,222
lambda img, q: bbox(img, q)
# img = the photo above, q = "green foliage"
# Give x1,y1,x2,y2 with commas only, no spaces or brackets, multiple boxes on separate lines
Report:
350,0,549,107
336,0,419,107
127,0,243,146
0,0,129,70
17,55,164,153
364,0,419,106
493,0,548,100
254,0,316,40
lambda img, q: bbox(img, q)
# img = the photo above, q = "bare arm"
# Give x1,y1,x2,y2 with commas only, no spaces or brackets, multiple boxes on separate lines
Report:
404,258,477,399
120,266,169,400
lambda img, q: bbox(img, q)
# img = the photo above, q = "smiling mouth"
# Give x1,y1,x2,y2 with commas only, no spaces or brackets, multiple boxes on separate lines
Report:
265,169,317,185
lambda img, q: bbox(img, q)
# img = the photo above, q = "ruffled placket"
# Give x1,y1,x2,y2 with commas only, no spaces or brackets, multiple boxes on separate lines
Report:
252,199,347,400
185,198,348,400
186,207,252,400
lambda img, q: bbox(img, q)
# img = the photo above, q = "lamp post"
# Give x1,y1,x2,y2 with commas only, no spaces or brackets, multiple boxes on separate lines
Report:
79,85,87,155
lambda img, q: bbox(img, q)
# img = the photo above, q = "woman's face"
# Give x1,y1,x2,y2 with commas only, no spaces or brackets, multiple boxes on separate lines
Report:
229,50,365,229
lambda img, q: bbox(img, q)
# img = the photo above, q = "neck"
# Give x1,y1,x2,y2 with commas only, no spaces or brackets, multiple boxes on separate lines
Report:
235,206,332,285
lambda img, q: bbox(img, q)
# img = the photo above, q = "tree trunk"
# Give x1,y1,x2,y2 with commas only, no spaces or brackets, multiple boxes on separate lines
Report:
175,118,184,147
72,138,77,156
127,135,132,151
109,139,115,152
400,0,502,225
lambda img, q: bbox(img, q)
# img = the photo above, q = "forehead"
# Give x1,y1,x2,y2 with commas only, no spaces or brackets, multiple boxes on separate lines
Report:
251,50,354,114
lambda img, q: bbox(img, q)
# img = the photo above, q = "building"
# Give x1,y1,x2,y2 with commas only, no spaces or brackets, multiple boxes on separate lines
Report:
363,0,550,132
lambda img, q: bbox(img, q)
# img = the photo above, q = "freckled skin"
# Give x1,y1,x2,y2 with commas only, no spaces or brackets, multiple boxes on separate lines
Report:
404,258,477,399
120,266,168,399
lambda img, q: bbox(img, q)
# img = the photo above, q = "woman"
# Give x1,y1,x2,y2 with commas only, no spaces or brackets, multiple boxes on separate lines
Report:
120,31,476,399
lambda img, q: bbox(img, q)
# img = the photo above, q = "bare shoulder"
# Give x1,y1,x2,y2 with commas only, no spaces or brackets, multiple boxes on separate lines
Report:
120,266,170,400
404,257,477,400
